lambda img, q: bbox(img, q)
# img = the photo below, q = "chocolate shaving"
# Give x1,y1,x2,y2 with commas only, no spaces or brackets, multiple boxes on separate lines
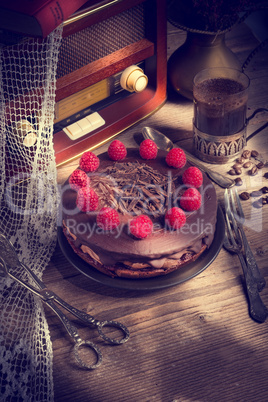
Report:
90,161,177,216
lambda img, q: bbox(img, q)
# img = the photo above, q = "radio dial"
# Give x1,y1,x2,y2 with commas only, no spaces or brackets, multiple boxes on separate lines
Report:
120,65,148,93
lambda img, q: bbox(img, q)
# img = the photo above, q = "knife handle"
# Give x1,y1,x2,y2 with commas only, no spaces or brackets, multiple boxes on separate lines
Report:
238,253,267,323
239,228,266,292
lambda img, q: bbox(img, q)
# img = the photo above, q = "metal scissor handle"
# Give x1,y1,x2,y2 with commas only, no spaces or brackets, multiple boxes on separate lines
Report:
95,319,130,345
44,298,129,368
34,284,130,346
74,340,103,370
42,287,130,340
0,256,103,369
0,234,130,370
23,268,130,367
44,297,103,370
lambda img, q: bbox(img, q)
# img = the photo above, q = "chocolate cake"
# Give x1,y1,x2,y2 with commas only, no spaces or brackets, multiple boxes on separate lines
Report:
61,147,217,279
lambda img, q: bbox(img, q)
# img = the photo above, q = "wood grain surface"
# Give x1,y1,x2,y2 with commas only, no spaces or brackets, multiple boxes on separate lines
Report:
43,21,268,402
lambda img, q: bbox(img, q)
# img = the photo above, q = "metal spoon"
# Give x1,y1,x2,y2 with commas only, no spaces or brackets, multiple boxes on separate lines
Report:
141,126,235,189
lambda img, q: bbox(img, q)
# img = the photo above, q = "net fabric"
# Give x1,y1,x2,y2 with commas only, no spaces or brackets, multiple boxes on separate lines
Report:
0,26,62,401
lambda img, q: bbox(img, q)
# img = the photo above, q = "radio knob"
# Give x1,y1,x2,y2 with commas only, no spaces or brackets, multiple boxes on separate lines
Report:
120,65,148,93
14,119,37,147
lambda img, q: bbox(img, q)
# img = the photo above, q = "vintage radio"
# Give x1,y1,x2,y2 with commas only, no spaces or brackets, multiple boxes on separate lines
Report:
53,0,167,165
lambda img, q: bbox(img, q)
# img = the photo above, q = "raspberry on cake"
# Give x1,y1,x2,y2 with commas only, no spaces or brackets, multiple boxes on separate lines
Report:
129,215,153,239
97,207,120,231
69,169,90,190
165,207,186,229
180,188,202,211
139,139,158,160
76,187,99,212
79,151,100,172
182,166,203,188
108,140,127,161
166,148,186,168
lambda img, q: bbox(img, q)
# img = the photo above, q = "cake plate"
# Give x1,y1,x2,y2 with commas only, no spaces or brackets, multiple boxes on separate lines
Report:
57,207,225,291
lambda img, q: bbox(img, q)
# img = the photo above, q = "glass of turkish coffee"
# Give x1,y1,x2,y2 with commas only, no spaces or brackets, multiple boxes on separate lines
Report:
193,67,250,163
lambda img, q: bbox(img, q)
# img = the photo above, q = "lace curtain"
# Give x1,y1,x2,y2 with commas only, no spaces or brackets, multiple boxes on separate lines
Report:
0,26,62,401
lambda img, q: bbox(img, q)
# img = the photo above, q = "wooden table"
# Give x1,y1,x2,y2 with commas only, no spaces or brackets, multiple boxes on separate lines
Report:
44,21,268,401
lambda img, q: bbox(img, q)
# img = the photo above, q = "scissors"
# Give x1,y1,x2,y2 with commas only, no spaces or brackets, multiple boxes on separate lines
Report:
0,234,130,370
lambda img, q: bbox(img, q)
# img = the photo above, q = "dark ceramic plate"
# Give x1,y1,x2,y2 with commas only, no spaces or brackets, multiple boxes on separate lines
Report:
57,207,225,291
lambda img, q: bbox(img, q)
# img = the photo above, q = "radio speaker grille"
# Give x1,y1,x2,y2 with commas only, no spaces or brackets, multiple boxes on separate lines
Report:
57,4,145,78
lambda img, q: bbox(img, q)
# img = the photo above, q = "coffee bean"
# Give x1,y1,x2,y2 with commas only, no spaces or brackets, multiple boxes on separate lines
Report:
249,166,258,176
233,163,242,169
250,190,262,197
261,186,268,194
242,150,251,159
228,169,237,175
243,161,252,168
253,199,263,209
256,162,264,169
235,167,242,175
237,157,245,164
264,172,268,179
235,177,243,186
251,150,259,157
240,191,250,200
262,197,268,205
